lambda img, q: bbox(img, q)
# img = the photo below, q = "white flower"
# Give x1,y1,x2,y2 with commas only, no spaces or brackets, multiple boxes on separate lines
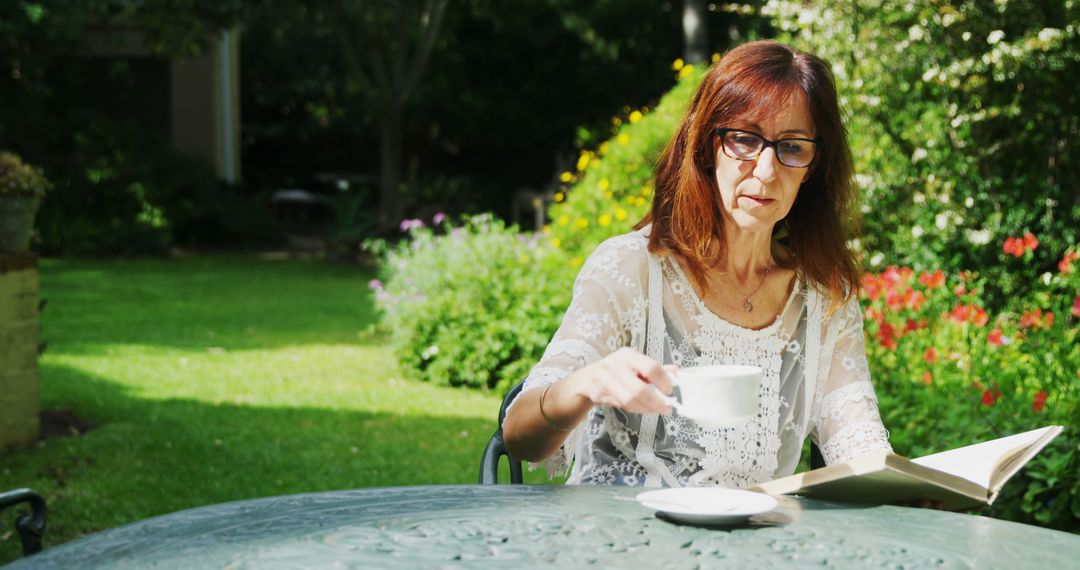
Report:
908,25,924,41
913,193,926,204
870,252,885,267
987,30,1005,45
1042,272,1053,285
935,213,949,230
421,345,439,360
962,31,972,41
912,148,928,162
966,229,992,245
965,197,975,207
912,225,925,238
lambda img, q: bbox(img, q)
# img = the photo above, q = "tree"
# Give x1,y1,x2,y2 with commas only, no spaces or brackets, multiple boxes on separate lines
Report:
325,0,449,232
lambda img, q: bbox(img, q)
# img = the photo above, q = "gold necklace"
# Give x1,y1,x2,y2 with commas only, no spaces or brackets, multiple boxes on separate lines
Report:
719,266,772,312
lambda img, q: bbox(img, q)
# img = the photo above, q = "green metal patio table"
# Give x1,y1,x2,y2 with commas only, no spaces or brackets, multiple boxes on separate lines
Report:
8,484,1080,568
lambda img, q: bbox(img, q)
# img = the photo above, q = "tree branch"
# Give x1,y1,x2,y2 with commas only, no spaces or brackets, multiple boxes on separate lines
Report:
401,0,448,102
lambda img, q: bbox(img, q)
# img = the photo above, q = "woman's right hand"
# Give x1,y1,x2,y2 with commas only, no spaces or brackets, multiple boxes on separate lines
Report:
567,347,677,415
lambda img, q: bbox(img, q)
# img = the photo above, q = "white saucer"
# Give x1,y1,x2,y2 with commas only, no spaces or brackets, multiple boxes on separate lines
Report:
636,487,779,525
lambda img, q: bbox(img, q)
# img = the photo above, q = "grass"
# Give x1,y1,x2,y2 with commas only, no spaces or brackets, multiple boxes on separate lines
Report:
0,255,553,564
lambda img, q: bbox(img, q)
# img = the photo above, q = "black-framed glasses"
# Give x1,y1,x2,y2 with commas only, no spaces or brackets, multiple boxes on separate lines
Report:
714,128,820,168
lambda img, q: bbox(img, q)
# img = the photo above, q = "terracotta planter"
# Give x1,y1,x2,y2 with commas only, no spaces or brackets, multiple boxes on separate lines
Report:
0,195,40,253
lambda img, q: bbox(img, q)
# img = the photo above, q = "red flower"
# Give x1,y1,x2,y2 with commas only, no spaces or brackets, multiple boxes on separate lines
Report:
988,328,1004,347
863,273,884,301
877,322,897,350
950,303,971,323
1060,252,1078,274
882,266,902,287
954,284,967,297
865,306,883,323
982,389,996,406
1003,236,1024,257
972,308,988,327
918,269,945,289
1073,295,1080,318
1022,232,1039,252
1032,390,1048,413
924,347,939,363
1020,308,1053,329
921,371,933,385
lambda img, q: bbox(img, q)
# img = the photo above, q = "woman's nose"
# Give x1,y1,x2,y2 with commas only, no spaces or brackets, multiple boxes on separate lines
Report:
752,147,779,182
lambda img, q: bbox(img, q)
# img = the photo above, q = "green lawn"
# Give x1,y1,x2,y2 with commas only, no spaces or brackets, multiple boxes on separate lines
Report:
0,255,552,563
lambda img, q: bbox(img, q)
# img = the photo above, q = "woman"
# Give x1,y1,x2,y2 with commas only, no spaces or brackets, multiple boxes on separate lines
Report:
503,40,892,488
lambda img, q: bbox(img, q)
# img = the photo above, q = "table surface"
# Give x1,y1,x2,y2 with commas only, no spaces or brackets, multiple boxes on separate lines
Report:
10,485,1080,569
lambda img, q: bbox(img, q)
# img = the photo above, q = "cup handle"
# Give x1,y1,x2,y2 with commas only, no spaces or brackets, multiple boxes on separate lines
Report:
655,374,683,411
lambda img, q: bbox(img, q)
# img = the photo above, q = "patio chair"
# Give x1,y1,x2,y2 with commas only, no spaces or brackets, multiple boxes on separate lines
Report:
478,380,526,484
0,488,47,557
478,380,826,484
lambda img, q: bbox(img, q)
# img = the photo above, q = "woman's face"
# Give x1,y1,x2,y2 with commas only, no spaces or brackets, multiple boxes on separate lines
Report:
713,90,814,236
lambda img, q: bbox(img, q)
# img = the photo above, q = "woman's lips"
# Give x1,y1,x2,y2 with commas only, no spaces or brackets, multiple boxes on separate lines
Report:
738,195,774,206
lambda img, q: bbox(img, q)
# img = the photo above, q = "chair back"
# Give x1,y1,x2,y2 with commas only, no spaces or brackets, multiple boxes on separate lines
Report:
0,487,47,556
478,380,526,484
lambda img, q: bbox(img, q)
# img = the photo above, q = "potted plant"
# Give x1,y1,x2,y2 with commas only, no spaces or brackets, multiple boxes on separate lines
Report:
0,151,51,253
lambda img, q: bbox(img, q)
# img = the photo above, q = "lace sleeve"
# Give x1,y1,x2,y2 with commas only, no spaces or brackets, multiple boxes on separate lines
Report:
504,233,649,476
811,295,893,465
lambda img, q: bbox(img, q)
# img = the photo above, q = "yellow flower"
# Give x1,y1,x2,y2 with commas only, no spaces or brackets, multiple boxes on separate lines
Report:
599,178,610,191
629,110,643,124
575,218,589,229
611,116,622,127
576,152,592,172
672,58,685,71
570,256,583,268
557,215,569,226
554,192,564,203
712,52,721,64
678,64,695,80
598,213,611,227
542,224,551,233
642,184,653,195
604,191,613,199
618,133,630,145
559,171,573,183
550,238,561,249
615,208,628,221
598,142,610,156
518,255,529,264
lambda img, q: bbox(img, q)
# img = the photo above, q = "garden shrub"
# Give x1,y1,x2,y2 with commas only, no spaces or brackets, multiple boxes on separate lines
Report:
368,214,573,392
545,62,706,261
862,240,1079,531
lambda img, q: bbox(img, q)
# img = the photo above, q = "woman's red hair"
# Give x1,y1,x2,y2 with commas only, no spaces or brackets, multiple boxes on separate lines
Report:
637,40,860,306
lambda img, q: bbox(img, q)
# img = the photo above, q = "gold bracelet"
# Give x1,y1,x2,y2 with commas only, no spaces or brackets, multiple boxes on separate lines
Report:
539,384,573,432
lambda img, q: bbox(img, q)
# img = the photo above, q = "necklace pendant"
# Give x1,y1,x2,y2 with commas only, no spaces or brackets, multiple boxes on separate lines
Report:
743,298,754,312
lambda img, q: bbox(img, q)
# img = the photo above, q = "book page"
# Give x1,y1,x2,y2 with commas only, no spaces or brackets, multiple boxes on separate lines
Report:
910,427,1057,489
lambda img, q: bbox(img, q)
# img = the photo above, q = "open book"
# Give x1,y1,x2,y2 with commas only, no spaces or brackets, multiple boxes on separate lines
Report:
752,425,1064,511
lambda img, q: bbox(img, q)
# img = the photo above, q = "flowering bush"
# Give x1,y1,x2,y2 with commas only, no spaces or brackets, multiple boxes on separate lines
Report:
367,214,573,392
545,61,707,262
862,239,1079,531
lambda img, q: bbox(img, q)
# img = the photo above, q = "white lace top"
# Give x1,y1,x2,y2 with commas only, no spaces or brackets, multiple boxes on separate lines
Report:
506,228,892,488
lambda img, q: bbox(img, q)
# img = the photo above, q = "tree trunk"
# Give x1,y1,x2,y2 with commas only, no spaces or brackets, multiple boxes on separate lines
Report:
682,0,708,64
378,100,404,233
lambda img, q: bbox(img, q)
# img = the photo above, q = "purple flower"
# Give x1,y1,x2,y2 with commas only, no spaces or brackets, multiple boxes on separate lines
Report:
399,218,425,232
433,212,446,225
368,279,384,291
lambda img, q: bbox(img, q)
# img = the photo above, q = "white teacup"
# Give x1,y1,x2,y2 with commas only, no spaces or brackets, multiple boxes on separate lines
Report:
657,364,761,428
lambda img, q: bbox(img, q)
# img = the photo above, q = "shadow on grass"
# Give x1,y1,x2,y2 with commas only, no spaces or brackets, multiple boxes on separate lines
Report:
0,363,553,564
39,256,382,354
